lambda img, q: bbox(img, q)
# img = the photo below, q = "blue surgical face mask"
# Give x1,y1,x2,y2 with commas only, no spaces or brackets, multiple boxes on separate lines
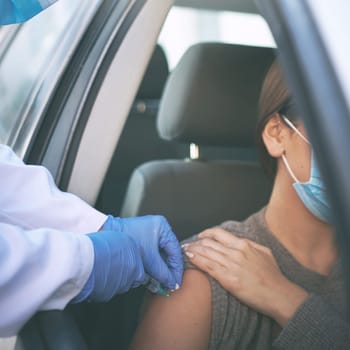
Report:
281,116,332,224
0,0,57,25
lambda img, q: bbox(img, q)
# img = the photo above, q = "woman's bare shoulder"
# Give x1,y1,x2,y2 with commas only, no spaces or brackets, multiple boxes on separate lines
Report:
130,270,212,350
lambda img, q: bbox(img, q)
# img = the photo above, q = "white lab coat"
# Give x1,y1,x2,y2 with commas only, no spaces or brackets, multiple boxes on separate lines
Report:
0,144,107,337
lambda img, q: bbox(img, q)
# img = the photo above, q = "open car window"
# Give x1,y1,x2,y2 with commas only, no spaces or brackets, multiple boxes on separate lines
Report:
256,0,350,295
0,0,101,158
159,6,275,69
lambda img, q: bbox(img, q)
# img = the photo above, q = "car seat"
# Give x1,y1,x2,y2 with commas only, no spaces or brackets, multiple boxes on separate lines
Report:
121,42,275,240
96,44,188,215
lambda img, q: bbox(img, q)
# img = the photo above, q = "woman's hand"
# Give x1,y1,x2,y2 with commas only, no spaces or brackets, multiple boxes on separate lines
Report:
183,227,308,326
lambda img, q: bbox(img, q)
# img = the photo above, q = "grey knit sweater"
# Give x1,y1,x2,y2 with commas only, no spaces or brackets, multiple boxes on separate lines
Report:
183,208,350,349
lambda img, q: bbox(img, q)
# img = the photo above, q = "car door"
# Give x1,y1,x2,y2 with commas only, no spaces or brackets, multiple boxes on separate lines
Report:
0,0,173,349
256,0,350,296
0,0,173,205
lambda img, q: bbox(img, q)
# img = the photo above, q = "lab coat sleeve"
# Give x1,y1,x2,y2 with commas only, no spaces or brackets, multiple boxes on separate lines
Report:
0,144,107,233
0,222,94,337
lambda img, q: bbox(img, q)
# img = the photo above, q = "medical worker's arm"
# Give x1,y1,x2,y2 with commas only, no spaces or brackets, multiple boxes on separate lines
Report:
0,222,94,337
0,145,106,233
103,216,183,291
0,223,147,337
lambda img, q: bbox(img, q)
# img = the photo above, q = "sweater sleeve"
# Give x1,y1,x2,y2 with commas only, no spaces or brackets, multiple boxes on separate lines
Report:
273,294,350,350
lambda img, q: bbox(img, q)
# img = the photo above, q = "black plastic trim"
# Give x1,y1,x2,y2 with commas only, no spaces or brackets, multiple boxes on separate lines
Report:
16,310,87,350
26,0,146,187
59,0,147,190
26,0,123,165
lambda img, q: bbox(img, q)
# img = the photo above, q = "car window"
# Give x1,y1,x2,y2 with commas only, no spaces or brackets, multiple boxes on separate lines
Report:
0,0,101,157
159,6,275,69
0,27,18,59
307,0,350,109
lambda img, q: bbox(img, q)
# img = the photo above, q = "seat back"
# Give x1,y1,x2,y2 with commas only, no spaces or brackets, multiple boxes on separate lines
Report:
122,43,275,238
122,160,271,240
96,45,188,215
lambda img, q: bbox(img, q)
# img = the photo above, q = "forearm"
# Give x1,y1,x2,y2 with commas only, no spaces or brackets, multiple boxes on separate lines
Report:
270,278,308,327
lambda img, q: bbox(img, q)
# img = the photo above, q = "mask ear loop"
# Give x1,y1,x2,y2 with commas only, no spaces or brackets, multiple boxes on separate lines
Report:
280,115,311,184
281,154,300,183
281,115,311,145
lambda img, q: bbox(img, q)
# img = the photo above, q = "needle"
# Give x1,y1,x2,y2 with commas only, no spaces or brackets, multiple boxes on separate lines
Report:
144,275,170,297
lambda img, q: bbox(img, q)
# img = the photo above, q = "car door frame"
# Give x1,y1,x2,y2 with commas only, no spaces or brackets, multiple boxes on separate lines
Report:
256,0,350,302
26,0,174,207
16,0,174,348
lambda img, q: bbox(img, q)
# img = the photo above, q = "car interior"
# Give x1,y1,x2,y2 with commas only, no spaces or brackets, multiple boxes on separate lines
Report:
119,42,274,238
2,0,319,349
2,0,350,349
61,41,274,350
95,2,276,221
96,44,188,216
17,35,277,350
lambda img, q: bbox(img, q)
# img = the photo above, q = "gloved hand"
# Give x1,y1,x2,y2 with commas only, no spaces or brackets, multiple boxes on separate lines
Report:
72,230,146,303
102,215,183,291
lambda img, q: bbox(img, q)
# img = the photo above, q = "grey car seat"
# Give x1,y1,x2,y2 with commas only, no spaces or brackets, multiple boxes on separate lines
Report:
96,45,188,215
121,43,275,240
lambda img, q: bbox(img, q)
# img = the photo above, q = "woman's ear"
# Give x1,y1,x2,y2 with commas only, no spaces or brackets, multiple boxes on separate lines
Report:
262,113,285,158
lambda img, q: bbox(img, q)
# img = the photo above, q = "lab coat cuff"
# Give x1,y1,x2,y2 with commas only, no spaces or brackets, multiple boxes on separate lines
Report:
75,208,107,234
41,234,94,310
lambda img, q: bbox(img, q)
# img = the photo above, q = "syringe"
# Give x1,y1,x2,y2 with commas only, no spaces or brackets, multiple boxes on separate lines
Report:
144,275,170,297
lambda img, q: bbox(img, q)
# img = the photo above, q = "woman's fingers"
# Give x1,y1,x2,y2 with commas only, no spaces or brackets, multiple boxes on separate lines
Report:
184,247,239,284
184,230,273,275
186,237,232,255
198,227,240,247
198,227,270,255
185,250,223,275
184,238,247,269
249,241,272,255
198,227,252,252
184,240,229,267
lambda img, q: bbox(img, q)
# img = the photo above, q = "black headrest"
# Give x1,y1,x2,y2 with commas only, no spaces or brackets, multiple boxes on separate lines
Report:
157,43,275,147
136,45,169,99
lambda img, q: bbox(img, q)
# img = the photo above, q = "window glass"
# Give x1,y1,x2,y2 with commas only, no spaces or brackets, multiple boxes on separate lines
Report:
0,26,18,57
307,0,350,109
0,0,101,151
159,7,276,69
0,28,5,42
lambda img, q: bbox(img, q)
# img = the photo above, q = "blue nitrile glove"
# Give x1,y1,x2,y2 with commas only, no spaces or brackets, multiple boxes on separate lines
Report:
102,215,184,291
72,230,146,303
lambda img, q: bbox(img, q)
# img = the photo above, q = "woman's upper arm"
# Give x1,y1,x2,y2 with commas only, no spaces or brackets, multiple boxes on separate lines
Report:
130,269,212,350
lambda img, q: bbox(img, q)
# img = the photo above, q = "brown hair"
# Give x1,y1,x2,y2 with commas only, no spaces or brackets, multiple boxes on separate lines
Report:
256,59,299,177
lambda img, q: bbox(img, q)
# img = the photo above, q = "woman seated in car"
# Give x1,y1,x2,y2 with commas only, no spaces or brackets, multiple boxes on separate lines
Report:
130,60,349,349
